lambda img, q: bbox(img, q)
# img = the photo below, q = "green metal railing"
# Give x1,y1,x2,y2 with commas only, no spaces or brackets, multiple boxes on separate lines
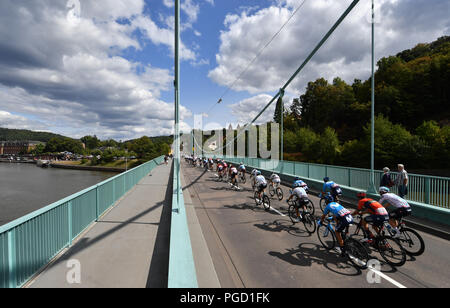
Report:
222,156,450,209
0,156,164,288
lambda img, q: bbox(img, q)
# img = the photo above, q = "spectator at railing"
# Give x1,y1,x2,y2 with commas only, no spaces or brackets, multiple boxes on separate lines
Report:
380,167,394,188
395,164,409,198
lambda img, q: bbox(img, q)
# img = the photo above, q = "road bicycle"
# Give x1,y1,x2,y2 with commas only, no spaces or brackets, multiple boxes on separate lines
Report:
287,192,315,216
287,199,316,234
351,215,406,267
239,171,247,184
317,216,370,269
318,192,342,212
254,189,271,211
268,182,283,201
386,216,425,256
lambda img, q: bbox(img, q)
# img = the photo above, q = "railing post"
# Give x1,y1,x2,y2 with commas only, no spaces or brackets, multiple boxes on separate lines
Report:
425,177,431,204
95,185,99,222
68,201,73,247
348,169,351,187
7,229,17,288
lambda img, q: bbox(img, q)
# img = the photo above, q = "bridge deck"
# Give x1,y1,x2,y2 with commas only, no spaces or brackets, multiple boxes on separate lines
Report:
182,162,450,288
27,163,172,288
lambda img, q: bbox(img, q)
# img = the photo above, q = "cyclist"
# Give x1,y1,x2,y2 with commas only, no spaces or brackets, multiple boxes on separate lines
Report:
238,162,246,178
229,164,239,187
352,192,389,243
293,177,309,193
270,173,281,187
378,186,412,238
250,169,259,187
217,162,224,180
223,161,228,176
322,177,343,202
286,181,309,220
318,195,353,257
255,171,268,201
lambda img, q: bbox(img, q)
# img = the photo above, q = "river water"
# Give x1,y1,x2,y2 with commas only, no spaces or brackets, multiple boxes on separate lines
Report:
0,163,117,226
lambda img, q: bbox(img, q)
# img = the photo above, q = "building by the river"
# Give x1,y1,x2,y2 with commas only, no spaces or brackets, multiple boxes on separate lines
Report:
0,141,43,155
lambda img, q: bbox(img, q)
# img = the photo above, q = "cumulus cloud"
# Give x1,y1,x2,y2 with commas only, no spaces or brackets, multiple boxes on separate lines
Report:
228,94,276,125
0,110,48,131
0,0,193,139
209,0,450,95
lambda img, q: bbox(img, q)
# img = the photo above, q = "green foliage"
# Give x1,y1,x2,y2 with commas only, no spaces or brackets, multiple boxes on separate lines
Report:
80,135,100,150
44,137,84,154
0,127,67,142
280,36,449,170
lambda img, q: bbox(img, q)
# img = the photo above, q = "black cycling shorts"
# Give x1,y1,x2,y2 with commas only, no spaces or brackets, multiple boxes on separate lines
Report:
364,215,389,227
389,208,412,220
258,183,267,192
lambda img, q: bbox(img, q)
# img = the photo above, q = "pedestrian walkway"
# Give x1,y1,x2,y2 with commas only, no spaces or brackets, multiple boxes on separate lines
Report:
27,163,172,288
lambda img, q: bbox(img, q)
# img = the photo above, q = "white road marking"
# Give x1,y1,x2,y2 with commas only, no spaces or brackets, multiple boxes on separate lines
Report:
368,267,407,288
269,207,286,217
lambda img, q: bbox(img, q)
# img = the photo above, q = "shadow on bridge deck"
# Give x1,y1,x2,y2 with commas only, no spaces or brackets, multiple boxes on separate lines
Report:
27,162,173,288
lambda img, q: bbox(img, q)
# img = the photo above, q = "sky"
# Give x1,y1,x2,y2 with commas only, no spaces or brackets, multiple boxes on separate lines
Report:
0,0,448,140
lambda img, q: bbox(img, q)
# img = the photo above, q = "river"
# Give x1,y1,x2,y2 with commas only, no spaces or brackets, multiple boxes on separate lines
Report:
0,162,117,226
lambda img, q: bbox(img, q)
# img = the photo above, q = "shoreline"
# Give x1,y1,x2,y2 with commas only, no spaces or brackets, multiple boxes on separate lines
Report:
50,163,124,173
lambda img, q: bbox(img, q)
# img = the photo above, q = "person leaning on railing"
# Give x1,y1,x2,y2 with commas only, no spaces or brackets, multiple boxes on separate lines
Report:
380,167,394,188
395,164,409,198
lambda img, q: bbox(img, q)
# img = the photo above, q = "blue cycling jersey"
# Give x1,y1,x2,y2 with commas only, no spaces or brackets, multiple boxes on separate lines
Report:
323,202,351,218
294,180,306,187
323,181,340,192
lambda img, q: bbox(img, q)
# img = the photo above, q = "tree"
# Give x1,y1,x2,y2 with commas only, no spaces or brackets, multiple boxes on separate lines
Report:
81,135,100,150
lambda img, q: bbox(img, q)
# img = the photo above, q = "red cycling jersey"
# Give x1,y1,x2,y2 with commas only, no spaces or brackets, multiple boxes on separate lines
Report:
357,198,388,216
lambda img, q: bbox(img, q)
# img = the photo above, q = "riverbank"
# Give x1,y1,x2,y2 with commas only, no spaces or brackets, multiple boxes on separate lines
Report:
50,161,125,173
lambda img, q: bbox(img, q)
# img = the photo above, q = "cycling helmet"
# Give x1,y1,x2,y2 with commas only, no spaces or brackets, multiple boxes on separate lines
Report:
240,162,244,165
379,186,390,194
323,177,330,182
295,177,301,181
357,191,366,199
256,171,261,176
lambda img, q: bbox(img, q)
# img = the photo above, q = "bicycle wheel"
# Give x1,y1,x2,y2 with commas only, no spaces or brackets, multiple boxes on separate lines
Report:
398,228,425,256
241,174,246,184
377,236,406,267
276,187,283,201
268,184,275,197
319,198,326,212
317,225,336,250
305,199,315,216
303,213,316,234
288,205,301,224
262,194,271,211
344,238,369,269
254,191,261,207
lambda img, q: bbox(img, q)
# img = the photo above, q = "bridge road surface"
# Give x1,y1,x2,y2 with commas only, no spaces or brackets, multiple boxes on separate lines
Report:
182,162,450,288
27,163,172,288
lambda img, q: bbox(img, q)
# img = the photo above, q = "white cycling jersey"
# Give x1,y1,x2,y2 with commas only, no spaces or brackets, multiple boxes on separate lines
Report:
379,193,410,209
270,174,281,183
230,167,238,174
255,175,267,185
292,187,308,200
